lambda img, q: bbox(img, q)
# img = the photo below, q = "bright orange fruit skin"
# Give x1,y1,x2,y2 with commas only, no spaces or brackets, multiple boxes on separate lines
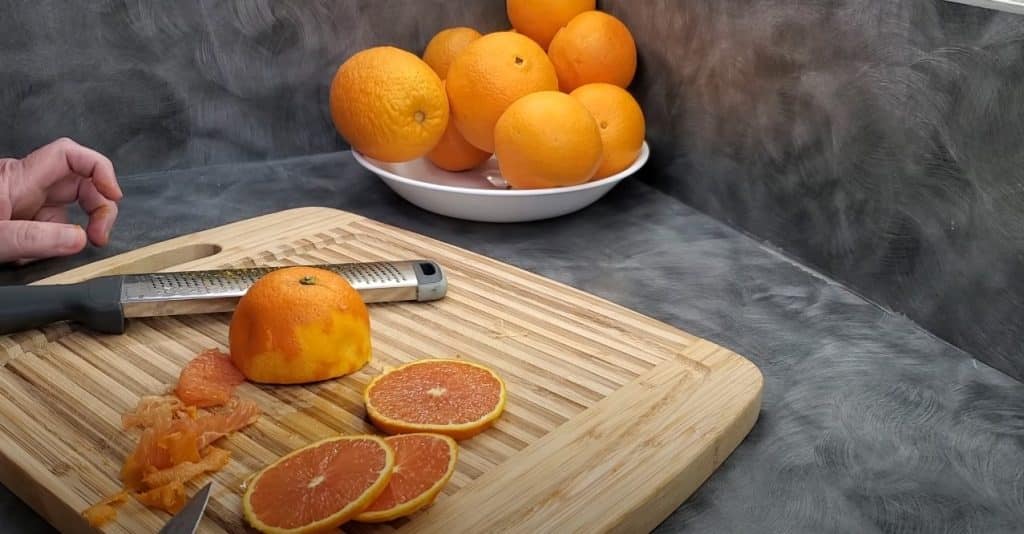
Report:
329,46,449,162
427,81,492,171
445,31,559,153
548,10,638,92
493,90,604,189
229,266,372,384
506,0,595,49
422,26,482,79
570,82,646,179
426,114,493,171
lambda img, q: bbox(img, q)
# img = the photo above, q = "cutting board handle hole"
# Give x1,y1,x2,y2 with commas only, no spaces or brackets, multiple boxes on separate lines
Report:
92,243,223,276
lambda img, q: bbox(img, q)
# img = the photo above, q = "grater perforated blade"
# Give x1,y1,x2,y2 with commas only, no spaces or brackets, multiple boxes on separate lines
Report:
0,260,446,336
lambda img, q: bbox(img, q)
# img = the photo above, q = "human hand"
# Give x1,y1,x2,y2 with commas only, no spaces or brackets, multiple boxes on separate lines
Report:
0,138,123,264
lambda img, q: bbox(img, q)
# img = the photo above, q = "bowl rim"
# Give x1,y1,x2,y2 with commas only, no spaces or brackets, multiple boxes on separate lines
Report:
352,140,649,197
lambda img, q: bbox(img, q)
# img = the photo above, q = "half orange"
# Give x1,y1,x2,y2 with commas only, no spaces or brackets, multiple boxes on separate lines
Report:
364,359,507,440
355,433,459,523
242,435,395,533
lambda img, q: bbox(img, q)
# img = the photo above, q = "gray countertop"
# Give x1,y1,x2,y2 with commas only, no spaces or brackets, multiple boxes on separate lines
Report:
2,152,1023,533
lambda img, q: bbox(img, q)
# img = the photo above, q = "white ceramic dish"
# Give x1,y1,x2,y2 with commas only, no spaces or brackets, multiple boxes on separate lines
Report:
353,141,650,223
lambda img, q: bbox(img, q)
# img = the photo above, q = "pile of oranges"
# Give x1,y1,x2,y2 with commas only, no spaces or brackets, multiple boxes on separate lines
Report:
329,0,645,190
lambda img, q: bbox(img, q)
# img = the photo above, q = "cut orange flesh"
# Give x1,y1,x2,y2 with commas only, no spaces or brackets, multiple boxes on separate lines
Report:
175,348,245,407
135,481,187,515
193,396,262,449
121,397,260,490
87,348,261,525
122,395,194,429
364,359,507,440
142,446,231,489
355,433,458,523
242,435,396,533
81,490,129,527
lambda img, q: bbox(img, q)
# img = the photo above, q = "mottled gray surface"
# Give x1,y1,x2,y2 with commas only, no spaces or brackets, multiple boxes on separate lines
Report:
2,153,1023,533
4,1,1024,531
0,0,507,174
4,0,1024,386
605,0,1024,380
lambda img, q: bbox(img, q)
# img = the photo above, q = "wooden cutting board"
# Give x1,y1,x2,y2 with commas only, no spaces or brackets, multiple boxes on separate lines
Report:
0,207,763,533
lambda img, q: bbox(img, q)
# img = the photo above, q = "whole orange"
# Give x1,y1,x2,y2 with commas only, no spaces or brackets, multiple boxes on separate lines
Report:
422,27,482,79
329,46,448,162
229,266,372,384
570,83,646,179
446,31,558,153
506,0,595,49
493,91,603,189
548,11,637,92
427,84,492,171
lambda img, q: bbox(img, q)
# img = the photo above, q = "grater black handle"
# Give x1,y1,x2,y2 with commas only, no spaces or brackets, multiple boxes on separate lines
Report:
413,260,447,301
0,276,126,336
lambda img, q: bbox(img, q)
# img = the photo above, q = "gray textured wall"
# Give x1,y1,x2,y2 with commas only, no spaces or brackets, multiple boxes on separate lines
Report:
604,0,1024,381
0,0,507,174
4,0,1024,381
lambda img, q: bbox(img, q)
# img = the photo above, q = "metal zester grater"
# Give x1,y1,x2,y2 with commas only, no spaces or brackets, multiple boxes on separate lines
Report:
0,259,446,336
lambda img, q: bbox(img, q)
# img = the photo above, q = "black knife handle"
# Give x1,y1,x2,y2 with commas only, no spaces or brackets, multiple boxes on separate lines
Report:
0,276,125,336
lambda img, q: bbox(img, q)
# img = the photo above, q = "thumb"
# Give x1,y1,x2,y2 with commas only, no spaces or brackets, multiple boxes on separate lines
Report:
0,220,86,263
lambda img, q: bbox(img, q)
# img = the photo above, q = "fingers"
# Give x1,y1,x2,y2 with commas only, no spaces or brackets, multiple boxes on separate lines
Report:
0,220,86,263
12,207,69,265
77,179,119,246
43,174,81,206
34,205,69,224
43,173,118,245
0,139,122,263
19,137,123,201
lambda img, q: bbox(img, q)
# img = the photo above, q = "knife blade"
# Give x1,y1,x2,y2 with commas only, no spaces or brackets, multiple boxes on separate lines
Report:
158,481,212,534
0,259,446,336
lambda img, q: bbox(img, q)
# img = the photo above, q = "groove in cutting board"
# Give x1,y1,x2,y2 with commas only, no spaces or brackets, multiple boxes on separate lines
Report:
0,207,762,534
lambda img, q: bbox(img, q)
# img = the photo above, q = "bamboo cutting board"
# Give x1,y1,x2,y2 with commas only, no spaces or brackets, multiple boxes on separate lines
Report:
0,207,763,534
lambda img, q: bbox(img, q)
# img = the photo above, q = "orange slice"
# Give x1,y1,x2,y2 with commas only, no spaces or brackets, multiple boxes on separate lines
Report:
364,359,507,440
242,435,396,533
175,348,246,407
355,433,459,523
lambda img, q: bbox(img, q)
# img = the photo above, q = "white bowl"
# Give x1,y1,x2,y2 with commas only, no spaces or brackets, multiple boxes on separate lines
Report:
352,141,649,223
